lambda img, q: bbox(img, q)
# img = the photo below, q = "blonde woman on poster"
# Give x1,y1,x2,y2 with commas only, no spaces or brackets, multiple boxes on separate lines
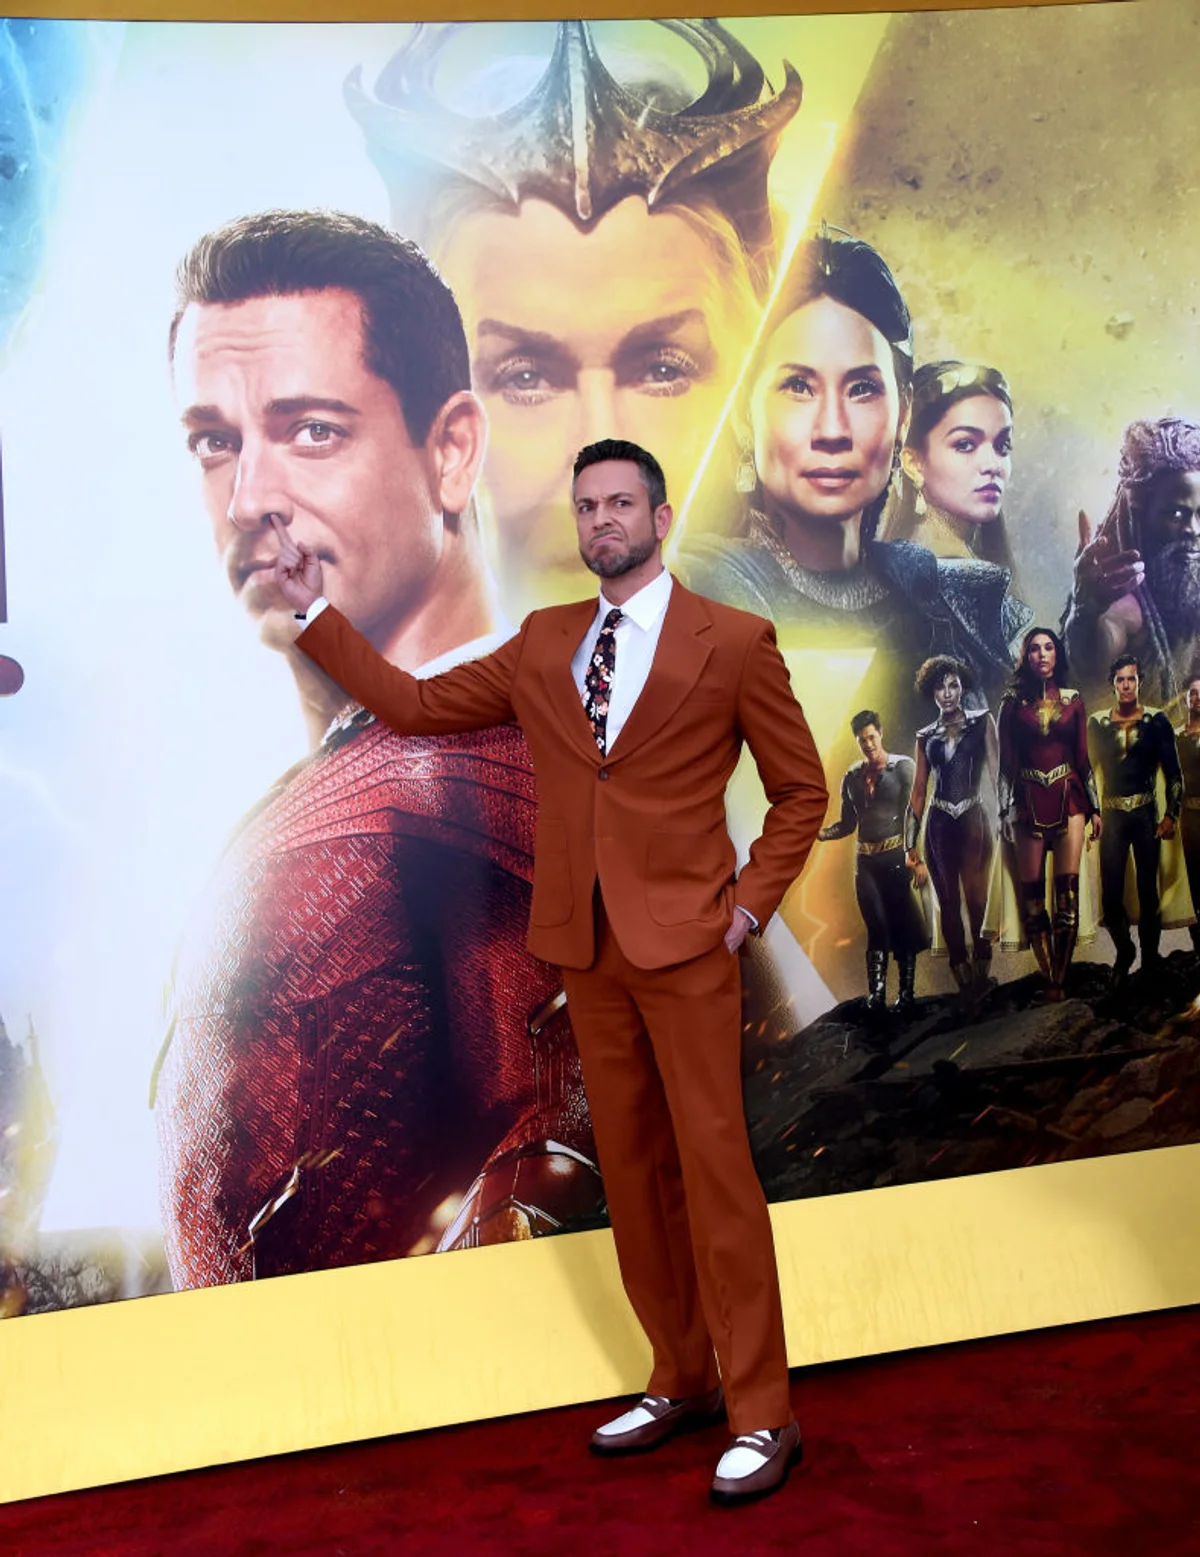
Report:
347,20,801,612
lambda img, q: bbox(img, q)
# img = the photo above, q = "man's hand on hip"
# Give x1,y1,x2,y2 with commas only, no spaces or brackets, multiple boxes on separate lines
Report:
724,906,755,954
271,514,323,612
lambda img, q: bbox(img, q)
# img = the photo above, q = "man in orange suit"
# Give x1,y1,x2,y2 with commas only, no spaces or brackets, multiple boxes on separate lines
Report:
275,437,828,1504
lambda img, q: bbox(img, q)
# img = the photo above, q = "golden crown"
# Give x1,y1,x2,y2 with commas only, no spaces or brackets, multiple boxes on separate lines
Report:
346,20,802,272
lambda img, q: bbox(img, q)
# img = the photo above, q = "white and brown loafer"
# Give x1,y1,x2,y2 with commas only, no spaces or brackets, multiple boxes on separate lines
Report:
589,1387,725,1456
710,1419,802,1504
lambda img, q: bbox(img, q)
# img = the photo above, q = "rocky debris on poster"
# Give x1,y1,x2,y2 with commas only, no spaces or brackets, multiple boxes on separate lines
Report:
747,957,1200,1200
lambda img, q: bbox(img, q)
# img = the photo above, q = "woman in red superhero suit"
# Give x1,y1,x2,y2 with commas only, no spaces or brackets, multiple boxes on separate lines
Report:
998,627,1102,999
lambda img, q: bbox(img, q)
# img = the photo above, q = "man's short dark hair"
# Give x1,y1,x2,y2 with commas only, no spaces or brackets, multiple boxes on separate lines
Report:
169,209,469,444
573,439,668,512
851,709,882,737
1109,653,1141,683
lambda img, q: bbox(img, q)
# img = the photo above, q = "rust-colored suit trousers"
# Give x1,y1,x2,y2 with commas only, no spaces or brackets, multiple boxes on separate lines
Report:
564,892,791,1434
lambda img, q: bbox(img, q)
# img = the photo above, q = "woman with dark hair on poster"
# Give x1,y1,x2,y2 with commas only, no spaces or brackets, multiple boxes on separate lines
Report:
998,627,1101,1000
905,655,998,995
679,226,1029,727
889,360,1015,572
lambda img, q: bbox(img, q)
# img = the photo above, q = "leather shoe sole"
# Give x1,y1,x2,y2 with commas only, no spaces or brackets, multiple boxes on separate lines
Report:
710,1419,802,1505
589,1387,725,1456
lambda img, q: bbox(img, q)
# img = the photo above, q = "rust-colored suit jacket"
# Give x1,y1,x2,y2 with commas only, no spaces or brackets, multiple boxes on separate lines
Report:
298,580,828,972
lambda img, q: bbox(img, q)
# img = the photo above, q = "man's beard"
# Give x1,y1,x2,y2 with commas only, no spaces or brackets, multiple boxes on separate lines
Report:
581,531,657,580
1145,539,1200,643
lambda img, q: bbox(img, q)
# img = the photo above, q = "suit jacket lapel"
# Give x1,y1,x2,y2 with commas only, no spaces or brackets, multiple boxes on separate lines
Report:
607,582,714,762
542,598,605,763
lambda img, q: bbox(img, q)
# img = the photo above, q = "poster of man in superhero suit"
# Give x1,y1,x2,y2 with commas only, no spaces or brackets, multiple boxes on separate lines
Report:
152,210,604,1286
817,709,929,1016
3,2,1200,1318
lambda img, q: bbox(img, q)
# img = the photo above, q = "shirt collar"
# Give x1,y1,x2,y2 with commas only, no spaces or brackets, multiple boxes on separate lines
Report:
599,568,673,631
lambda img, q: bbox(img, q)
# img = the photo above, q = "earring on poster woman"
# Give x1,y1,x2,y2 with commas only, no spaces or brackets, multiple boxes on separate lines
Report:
736,444,758,494
898,446,926,516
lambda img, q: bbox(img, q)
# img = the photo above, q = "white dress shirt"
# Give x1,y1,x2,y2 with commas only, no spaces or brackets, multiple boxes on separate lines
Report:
569,568,673,753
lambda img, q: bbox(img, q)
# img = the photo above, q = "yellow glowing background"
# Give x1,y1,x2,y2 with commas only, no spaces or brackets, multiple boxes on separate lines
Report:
0,12,895,1239
2,0,1199,1506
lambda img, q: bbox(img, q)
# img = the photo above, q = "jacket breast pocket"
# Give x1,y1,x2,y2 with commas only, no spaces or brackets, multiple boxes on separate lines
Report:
531,818,574,927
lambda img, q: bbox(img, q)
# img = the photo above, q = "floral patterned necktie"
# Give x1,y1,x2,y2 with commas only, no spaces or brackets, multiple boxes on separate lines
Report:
583,607,623,753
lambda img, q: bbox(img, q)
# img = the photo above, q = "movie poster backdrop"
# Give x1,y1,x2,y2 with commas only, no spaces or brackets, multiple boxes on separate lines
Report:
2,2,1199,1319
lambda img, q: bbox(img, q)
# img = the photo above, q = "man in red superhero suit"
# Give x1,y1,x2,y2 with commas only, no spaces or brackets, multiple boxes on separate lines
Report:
153,211,601,1285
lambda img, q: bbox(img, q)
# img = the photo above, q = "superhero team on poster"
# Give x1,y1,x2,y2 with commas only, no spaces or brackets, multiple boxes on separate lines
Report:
6,18,1200,1306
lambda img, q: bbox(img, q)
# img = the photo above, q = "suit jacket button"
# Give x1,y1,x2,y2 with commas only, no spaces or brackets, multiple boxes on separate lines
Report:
598,767,609,781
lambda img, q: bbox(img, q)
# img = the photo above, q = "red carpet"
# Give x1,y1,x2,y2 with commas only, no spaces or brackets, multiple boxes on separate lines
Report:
3,1307,1198,1556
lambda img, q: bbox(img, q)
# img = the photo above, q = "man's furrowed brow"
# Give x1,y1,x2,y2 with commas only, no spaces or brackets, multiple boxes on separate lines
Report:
180,396,361,427
181,403,227,427
618,309,708,349
478,318,556,346
477,319,578,362
574,488,636,507
264,396,361,417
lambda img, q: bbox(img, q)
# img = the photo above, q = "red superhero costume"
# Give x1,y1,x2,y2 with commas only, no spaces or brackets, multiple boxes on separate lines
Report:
153,707,602,1287
997,686,1099,837
997,682,1099,998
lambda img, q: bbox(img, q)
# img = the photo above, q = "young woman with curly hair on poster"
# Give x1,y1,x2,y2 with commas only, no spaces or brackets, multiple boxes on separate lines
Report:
905,655,999,996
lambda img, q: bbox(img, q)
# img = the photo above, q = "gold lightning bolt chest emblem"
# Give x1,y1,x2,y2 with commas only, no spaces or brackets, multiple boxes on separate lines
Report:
1034,695,1062,736
1114,719,1142,757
